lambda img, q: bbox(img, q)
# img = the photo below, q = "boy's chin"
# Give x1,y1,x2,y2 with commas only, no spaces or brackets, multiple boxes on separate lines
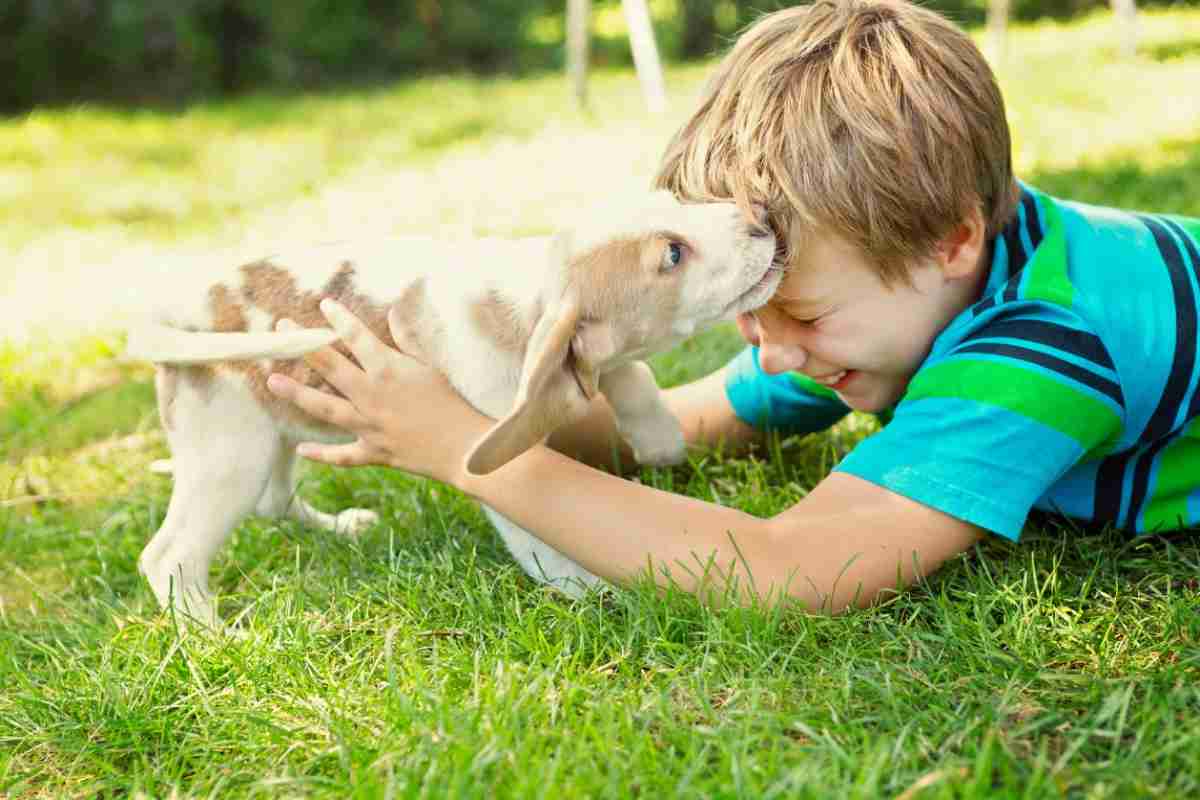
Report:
837,379,902,414
841,396,886,413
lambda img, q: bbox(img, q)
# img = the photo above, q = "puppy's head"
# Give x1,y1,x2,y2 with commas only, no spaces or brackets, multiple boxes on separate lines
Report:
465,191,779,475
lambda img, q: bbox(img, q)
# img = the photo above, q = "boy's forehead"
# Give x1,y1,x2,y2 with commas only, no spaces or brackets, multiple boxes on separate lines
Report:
769,236,895,309
770,267,838,308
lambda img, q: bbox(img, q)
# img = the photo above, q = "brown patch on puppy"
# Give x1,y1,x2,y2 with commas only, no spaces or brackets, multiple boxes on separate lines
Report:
392,277,426,328
196,259,401,430
387,277,446,366
566,237,642,311
210,283,247,332
469,287,530,354
322,261,356,298
238,260,393,349
566,233,683,330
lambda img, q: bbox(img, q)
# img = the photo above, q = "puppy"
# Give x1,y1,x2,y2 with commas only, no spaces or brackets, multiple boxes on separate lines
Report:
124,191,779,627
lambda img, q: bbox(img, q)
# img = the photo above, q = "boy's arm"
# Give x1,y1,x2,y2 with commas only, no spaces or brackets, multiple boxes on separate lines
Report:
459,444,982,611
270,303,977,611
547,364,764,469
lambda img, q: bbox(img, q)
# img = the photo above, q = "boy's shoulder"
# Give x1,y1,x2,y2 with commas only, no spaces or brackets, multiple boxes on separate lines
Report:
914,183,1200,453
936,183,1199,345
971,183,1198,316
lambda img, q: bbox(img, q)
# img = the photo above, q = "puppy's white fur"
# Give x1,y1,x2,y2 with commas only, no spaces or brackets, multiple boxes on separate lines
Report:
125,191,778,627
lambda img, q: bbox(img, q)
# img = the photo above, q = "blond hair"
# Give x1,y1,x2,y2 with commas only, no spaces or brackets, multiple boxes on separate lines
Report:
655,0,1019,284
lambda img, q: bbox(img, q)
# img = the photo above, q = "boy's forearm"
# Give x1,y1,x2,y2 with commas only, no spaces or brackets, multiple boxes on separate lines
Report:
459,445,796,605
456,446,950,612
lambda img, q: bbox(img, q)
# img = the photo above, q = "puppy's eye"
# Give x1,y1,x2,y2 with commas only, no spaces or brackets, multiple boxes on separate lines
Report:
661,242,685,273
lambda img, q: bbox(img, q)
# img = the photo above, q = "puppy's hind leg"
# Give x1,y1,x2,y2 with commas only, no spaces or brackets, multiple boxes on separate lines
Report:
255,443,379,538
139,371,279,628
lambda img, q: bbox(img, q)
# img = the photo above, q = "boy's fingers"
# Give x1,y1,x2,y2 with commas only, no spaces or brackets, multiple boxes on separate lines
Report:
319,298,392,374
299,340,362,397
267,373,362,430
295,440,378,468
275,313,364,394
275,317,363,393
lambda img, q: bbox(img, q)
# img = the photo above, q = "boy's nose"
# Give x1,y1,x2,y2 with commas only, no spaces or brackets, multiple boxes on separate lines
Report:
737,312,809,374
758,340,809,375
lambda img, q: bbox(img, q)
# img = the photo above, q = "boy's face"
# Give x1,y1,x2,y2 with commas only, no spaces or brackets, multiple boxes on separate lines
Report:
736,229,987,413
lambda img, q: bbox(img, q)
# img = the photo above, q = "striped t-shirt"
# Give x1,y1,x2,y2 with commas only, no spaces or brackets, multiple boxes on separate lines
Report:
725,183,1200,540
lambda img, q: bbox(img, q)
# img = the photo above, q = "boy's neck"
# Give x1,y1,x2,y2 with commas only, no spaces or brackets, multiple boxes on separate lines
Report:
967,236,996,304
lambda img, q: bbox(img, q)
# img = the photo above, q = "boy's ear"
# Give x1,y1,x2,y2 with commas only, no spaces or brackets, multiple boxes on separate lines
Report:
938,205,987,280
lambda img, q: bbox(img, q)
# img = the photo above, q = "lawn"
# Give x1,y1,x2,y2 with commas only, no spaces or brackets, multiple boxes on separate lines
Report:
3,8,1200,798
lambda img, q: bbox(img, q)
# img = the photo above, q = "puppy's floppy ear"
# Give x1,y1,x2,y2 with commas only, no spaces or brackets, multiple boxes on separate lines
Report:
465,300,616,475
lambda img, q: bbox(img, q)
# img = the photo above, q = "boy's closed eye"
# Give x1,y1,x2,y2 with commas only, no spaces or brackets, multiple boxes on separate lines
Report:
776,303,832,326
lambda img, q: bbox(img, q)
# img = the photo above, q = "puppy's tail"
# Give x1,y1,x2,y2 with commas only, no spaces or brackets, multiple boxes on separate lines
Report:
124,322,340,365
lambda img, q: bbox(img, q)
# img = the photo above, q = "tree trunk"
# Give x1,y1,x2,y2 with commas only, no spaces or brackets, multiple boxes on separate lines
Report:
1110,0,1138,57
986,0,1010,65
622,0,667,113
567,0,590,109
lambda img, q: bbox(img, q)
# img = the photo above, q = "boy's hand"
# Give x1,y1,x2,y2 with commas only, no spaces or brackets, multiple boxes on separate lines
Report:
267,299,489,484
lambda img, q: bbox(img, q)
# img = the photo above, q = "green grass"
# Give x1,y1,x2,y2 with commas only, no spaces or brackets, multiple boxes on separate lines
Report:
4,8,1200,798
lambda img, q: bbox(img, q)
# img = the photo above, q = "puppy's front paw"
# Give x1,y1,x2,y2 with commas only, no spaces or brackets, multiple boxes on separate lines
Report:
623,419,687,467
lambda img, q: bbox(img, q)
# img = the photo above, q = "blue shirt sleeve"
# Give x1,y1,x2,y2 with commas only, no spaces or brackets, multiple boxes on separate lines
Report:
724,347,851,436
834,394,1092,539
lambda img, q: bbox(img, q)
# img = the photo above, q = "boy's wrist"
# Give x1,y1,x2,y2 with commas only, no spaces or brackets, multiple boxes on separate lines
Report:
435,416,493,489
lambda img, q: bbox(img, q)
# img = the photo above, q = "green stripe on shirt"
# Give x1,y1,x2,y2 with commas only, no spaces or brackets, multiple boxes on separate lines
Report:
787,371,840,401
905,358,1121,457
1142,416,1200,531
1021,194,1074,308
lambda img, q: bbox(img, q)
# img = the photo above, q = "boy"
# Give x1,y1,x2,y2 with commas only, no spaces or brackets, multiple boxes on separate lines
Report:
267,0,1200,611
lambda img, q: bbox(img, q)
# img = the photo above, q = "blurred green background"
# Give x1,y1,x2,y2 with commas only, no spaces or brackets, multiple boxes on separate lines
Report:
4,0,1195,112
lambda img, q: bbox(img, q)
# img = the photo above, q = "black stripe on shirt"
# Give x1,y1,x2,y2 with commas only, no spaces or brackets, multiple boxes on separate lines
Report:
1160,217,1200,424
1021,190,1044,251
973,294,998,316
961,318,1116,371
952,342,1124,406
1137,215,1198,442
1094,451,1129,528
1126,437,1176,532
1001,198,1031,305
975,190,1040,316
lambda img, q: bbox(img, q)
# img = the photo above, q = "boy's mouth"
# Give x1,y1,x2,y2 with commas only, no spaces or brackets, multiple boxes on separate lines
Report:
813,370,856,392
